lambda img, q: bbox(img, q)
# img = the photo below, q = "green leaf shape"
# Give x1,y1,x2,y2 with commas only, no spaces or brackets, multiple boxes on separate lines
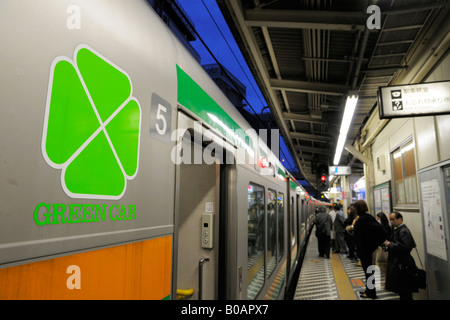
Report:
43,46,141,199
64,130,125,197
76,47,132,123
46,60,100,165
106,99,141,177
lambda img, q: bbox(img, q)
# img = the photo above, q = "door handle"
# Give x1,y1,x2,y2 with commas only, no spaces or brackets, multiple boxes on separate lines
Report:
198,258,210,300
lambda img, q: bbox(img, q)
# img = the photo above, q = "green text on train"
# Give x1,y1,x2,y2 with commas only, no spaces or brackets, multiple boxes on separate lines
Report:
34,203,136,225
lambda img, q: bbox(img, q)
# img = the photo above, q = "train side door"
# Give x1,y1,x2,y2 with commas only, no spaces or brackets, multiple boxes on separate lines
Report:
173,112,224,300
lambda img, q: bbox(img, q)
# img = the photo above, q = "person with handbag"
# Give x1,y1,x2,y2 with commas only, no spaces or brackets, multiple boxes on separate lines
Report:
375,212,393,288
384,211,419,300
344,205,358,261
353,200,386,299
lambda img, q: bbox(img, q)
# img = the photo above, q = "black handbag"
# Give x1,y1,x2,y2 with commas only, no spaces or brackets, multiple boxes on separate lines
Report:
414,267,426,289
414,248,427,289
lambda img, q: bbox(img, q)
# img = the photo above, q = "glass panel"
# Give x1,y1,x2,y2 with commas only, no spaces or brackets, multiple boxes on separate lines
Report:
445,166,450,214
290,196,296,269
393,149,404,204
403,142,418,203
392,140,418,205
290,197,295,244
403,142,415,176
278,193,284,262
267,189,277,276
247,183,265,300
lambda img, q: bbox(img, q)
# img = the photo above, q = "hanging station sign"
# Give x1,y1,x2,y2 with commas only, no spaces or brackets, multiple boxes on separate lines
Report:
378,81,450,119
329,166,352,176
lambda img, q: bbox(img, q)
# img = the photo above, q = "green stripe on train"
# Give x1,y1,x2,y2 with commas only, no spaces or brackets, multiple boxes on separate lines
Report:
176,65,253,152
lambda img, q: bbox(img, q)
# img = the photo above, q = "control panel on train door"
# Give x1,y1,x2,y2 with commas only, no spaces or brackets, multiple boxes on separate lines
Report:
201,213,214,249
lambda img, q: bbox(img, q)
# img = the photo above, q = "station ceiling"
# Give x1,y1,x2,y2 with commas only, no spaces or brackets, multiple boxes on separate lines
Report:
217,0,449,189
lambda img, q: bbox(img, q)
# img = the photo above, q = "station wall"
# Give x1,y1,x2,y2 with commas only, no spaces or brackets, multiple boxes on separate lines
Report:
365,53,449,299
372,52,450,188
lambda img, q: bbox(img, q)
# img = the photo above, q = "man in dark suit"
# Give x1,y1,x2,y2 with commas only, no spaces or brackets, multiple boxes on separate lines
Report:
384,211,418,300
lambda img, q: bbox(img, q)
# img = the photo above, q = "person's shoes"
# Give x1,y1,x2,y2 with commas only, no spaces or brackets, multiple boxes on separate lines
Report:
359,291,377,299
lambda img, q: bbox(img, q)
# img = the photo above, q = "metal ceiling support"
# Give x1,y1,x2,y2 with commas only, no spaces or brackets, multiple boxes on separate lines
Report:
254,0,305,170
400,7,450,84
345,143,375,213
282,112,327,124
245,9,366,31
260,22,299,156
362,66,408,72
294,145,329,155
376,40,414,46
351,20,371,90
382,24,422,32
344,144,371,166
270,78,349,96
298,0,334,188
302,56,367,63
295,153,318,161
224,0,310,180
382,3,447,16
289,132,330,143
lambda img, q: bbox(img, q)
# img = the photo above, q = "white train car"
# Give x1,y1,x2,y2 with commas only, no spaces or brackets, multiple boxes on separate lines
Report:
0,0,326,300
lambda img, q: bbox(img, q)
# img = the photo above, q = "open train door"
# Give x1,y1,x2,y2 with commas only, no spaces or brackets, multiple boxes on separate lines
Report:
172,112,235,300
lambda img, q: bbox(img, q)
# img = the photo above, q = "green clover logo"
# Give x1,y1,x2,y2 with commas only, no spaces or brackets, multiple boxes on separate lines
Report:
42,45,141,199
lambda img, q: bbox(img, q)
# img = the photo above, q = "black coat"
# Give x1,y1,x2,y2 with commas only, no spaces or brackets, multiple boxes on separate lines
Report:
381,223,393,242
353,213,385,257
387,224,416,264
385,224,418,293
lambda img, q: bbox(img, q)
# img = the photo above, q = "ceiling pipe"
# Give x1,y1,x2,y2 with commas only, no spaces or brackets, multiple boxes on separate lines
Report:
351,19,371,89
340,0,374,158
351,0,378,90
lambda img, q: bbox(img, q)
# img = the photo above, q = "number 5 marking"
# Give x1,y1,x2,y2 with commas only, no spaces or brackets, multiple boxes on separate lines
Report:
150,93,171,144
156,104,167,135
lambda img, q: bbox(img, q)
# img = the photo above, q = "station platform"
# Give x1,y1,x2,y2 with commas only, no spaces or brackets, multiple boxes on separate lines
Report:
293,228,400,300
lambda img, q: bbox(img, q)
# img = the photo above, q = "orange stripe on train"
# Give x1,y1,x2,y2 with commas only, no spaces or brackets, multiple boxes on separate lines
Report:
0,236,172,300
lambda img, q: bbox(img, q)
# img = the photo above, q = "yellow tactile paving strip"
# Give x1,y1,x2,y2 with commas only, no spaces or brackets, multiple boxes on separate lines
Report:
330,252,358,300
294,228,400,300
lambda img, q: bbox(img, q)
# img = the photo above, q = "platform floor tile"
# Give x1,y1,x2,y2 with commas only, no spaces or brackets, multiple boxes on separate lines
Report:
294,229,400,300
294,233,339,300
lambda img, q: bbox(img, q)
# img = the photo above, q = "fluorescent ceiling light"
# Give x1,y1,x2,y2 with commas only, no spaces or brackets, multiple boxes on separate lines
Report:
333,95,358,165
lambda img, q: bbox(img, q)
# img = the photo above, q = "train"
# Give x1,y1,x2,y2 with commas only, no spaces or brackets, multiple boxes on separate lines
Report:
0,0,330,300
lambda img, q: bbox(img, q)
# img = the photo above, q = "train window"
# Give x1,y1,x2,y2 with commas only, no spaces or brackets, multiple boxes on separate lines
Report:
290,196,296,268
267,189,277,277
277,193,284,262
296,194,301,238
302,199,307,229
290,196,295,245
247,183,265,299
392,140,418,205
